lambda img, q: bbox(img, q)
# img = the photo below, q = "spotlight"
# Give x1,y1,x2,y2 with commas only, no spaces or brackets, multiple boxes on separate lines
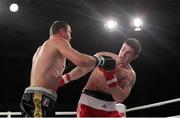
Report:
104,19,118,32
131,17,143,31
10,3,19,12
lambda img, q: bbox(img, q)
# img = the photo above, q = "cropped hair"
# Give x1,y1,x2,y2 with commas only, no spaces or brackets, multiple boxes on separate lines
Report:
49,20,69,36
124,38,142,55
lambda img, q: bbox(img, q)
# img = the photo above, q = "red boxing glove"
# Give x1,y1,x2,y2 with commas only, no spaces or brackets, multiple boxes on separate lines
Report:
99,68,118,87
59,73,71,87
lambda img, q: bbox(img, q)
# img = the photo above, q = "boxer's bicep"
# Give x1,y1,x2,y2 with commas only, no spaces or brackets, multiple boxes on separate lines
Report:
54,39,88,66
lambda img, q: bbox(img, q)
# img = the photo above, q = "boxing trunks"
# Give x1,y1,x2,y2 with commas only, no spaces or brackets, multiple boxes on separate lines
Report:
77,89,125,117
20,87,57,117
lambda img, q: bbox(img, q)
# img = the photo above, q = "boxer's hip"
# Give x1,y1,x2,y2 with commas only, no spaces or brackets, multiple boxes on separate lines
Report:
24,86,57,101
20,87,57,117
78,89,116,111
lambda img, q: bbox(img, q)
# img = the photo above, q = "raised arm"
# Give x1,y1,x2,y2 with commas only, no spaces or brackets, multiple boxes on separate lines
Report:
58,52,99,87
110,75,136,103
99,61,136,103
53,39,116,69
53,38,97,67
58,52,117,87
108,70,136,103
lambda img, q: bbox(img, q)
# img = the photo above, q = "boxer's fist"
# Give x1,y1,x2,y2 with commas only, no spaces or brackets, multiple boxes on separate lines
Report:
59,73,71,87
94,55,116,71
99,68,118,88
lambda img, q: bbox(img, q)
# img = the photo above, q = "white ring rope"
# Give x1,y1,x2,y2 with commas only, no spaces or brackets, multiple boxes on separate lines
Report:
0,111,77,116
0,98,180,117
126,98,180,112
56,111,76,115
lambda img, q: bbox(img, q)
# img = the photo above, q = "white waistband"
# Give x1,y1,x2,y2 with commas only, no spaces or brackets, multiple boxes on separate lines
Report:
25,86,57,101
79,93,117,111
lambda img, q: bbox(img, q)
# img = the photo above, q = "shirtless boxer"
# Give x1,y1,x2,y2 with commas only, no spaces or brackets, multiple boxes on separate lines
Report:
59,38,141,117
19,20,116,117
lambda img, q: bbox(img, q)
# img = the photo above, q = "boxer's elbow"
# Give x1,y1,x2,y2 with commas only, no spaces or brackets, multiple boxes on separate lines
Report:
113,95,127,103
111,87,129,103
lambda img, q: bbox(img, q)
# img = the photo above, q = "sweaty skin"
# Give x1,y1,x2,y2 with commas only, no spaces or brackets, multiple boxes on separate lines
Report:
64,43,137,103
30,40,66,91
30,25,97,91
85,52,136,103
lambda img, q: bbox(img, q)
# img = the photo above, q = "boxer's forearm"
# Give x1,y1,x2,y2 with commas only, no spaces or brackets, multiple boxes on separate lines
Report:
68,66,93,81
109,86,130,103
59,67,93,87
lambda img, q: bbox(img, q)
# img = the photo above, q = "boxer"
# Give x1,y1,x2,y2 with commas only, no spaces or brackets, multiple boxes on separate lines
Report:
60,38,141,117
20,20,116,117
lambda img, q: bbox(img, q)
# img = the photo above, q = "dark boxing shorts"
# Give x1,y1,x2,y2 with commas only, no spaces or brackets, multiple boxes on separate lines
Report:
20,87,57,117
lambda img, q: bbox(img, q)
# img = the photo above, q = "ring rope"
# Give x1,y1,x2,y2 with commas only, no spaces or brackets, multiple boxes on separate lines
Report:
126,98,180,112
0,98,180,117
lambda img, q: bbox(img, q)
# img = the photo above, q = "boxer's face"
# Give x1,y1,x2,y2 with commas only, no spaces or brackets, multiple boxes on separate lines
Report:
119,43,137,64
60,25,72,41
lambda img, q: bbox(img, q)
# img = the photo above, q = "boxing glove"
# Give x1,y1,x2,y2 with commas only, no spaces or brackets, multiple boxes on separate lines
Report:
99,68,118,88
93,55,116,71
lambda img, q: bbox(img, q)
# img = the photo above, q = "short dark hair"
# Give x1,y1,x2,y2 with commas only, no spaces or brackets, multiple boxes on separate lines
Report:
49,20,69,36
124,38,142,55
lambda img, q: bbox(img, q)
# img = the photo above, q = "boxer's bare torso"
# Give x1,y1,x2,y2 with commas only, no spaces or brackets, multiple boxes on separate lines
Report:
30,39,66,91
85,52,136,102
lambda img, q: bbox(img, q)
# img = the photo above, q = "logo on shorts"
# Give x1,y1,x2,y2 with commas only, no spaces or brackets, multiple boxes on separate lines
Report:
102,104,107,109
43,98,49,107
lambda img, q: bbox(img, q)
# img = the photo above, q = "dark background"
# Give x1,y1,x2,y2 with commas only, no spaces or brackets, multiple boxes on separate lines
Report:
0,0,180,117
